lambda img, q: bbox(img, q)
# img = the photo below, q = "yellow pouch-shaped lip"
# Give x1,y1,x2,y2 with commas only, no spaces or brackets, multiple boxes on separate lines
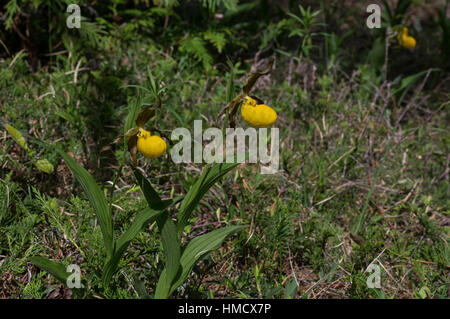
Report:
398,27,416,49
241,96,277,128
136,129,167,158
400,35,416,48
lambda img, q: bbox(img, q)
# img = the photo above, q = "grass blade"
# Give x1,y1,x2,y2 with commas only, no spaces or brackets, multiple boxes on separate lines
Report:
352,158,386,235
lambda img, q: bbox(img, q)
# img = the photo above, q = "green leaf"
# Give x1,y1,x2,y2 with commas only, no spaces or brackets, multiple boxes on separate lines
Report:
147,67,158,97
416,286,431,299
103,208,163,286
286,12,303,24
133,168,180,298
392,69,439,105
381,0,393,23
124,97,142,135
154,212,181,299
163,225,246,297
284,278,298,298
394,0,412,19
30,256,69,285
57,149,114,258
288,29,304,38
176,162,239,234
134,169,173,210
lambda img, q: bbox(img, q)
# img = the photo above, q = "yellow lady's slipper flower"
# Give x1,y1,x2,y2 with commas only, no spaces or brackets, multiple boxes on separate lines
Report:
241,96,277,128
136,129,167,158
398,27,416,49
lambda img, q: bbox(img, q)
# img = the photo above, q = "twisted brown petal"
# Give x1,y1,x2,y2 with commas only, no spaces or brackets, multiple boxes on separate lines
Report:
127,134,138,166
243,57,274,94
136,96,162,127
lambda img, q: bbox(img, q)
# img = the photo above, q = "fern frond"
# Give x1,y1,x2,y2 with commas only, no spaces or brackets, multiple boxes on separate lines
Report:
179,36,213,69
203,30,227,53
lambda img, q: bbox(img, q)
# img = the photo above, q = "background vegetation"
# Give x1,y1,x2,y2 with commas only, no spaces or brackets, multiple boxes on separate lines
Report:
0,0,449,298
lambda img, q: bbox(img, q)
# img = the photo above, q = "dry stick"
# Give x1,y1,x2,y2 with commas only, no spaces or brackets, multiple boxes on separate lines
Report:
377,82,392,125
334,180,401,194
366,248,395,283
44,50,68,56
65,67,90,75
0,38,10,56
304,271,332,297
287,57,294,86
8,49,26,68
356,81,385,143
382,31,397,83
424,99,449,128
73,59,82,84
352,153,388,235
196,77,210,105
437,154,450,182
388,249,450,269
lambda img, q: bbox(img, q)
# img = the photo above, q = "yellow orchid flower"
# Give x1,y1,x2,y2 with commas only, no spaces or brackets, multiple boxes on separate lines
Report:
398,27,416,49
123,96,168,165
136,129,167,159
217,58,278,128
241,96,277,128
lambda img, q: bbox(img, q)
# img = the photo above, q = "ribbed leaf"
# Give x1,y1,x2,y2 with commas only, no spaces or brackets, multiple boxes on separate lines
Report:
162,225,246,297
30,256,69,285
176,162,239,234
154,212,181,299
133,168,180,298
58,149,114,258
124,98,141,134
103,208,163,286
381,0,392,22
134,169,173,210
392,69,439,105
